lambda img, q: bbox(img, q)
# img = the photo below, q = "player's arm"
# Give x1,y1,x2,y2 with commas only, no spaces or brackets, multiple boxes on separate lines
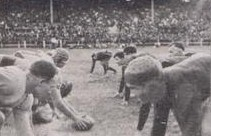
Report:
48,85,82,121
48,90,80,119
90,53,96,73
48,87,87,130
46,80,91,130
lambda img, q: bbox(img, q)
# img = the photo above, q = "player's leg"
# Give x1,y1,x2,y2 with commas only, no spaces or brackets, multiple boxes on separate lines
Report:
32,103,54,124
122,86,130,105
114,67,125,98
121,66,130,104
105,60,116,74
13,94,34,136
101,60,116,74
101,62,108,74
118,75,125,93
107,66,117,74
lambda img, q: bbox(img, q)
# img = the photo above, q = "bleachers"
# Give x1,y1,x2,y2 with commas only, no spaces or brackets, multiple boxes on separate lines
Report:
0,0,211,48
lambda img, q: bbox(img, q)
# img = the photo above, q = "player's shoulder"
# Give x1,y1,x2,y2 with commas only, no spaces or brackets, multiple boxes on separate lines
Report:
14,50,53,61
0,66,26,83
14,50,54,67
0,65,24,72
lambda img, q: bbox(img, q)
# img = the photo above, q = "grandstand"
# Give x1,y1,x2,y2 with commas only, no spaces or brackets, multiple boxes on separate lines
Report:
0,0,211,48
0,0,211,136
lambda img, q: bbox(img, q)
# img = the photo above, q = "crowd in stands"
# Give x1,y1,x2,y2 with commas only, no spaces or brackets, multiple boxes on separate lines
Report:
0,0,211,47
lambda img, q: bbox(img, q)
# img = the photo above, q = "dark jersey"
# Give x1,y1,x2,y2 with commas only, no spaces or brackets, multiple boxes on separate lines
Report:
92,51,112,61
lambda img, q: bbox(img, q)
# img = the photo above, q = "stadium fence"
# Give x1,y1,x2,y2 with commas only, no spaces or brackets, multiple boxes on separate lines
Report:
0,39,211,49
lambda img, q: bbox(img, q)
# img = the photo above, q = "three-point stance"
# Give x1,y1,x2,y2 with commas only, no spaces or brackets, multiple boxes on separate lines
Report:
125,53,211,136
90,50,116,74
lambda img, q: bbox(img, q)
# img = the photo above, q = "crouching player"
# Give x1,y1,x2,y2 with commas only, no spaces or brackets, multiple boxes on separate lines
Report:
160,42,195,68
124,54,210,135
14,49,94,131
168,42,195,57
113,46,137,105
14,48,73,124
0,57,94,135
90,50,116,74
113,44,190,105
0,60,56,135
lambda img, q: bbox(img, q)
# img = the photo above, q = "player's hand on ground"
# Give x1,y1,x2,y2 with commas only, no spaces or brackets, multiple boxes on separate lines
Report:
121,100,128,106
72,115,95,131
72,118,88,131
134,130,142,136
113,92,123,99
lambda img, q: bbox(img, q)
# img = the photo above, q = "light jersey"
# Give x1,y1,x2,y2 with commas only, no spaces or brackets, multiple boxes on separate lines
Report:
14,50,54,72
14,50,62,84
0,66,26,107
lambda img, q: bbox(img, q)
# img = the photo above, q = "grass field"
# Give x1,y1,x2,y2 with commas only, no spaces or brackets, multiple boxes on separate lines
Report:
0,46,210,136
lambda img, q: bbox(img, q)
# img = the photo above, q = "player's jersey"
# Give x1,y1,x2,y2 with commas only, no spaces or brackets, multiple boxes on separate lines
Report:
92,51,112,61
14,50,54,71
0,66,26,107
